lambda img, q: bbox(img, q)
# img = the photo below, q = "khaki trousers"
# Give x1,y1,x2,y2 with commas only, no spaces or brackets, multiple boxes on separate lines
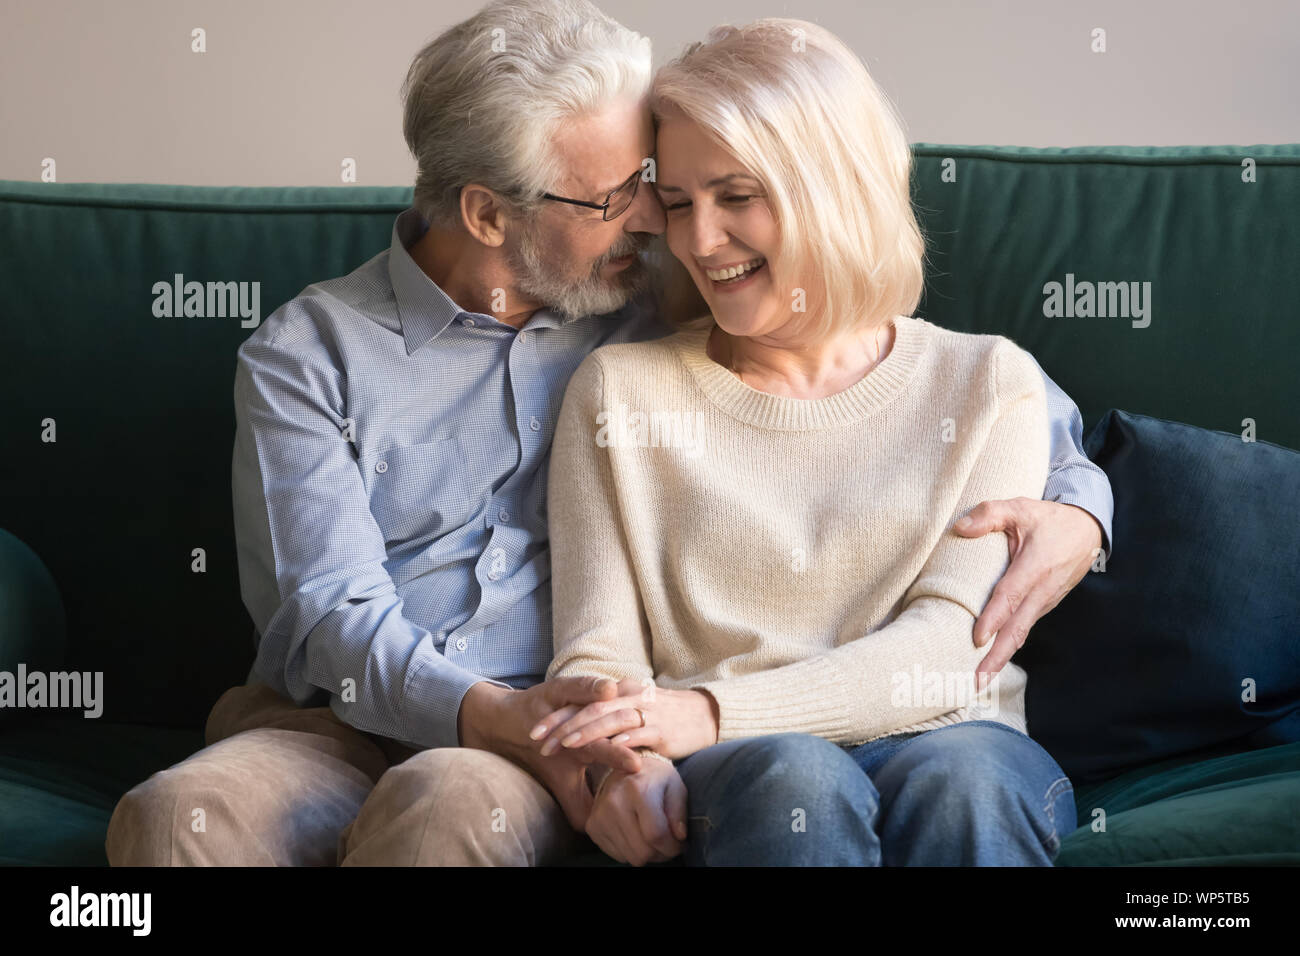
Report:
105,682,580,866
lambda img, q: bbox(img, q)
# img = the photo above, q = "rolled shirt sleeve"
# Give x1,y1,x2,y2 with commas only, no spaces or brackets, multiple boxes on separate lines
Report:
1033,357,1114,558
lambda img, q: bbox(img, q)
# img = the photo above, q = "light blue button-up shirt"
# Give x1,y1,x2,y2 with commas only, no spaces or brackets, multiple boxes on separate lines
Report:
233,208,1114,751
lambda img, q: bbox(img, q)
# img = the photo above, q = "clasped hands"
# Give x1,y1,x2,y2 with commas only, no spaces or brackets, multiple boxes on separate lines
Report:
456,675,715,865
527,680,718,866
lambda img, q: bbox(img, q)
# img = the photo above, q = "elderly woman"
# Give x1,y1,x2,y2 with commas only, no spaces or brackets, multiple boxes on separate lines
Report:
533,18,1075,866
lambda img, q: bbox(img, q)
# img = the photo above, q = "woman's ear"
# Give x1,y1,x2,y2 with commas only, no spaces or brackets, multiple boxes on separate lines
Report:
458,184,509,247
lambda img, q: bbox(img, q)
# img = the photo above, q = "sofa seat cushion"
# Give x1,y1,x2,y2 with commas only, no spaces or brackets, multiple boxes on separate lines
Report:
0,717,203,865
1058,741,1300,866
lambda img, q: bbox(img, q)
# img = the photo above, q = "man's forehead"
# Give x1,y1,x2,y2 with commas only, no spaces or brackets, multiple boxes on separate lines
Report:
551,102,653,197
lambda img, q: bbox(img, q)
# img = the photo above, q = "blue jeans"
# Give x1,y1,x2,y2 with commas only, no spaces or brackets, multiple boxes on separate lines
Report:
673,721,1075,865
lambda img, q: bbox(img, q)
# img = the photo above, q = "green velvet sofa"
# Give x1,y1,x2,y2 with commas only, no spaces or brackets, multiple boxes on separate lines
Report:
2,144,1298,867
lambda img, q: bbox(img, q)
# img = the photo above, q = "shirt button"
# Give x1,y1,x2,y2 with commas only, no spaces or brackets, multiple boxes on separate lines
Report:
455,637,468,651
487,569,501,581
518,331,529,343
464,318,476,327
529,416,541,432
498,508,511,523
375,460,388,474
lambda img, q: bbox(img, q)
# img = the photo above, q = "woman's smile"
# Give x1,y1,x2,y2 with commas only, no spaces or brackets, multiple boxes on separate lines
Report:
703,256,767,293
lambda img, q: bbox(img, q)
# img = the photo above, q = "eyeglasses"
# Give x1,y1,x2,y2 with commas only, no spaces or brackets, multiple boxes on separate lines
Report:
541,168,642,221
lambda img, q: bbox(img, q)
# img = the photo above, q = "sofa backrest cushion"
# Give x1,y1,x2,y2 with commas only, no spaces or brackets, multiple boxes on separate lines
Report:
909,144,1300,452
0,183,409,727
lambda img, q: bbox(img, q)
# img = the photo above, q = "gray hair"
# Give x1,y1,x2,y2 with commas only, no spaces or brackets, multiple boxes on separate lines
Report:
402,0,653,228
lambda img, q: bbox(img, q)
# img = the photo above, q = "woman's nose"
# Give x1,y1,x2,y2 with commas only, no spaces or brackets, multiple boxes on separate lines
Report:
690,203,728,260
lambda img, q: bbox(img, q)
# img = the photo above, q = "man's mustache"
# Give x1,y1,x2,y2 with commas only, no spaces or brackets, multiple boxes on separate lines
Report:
597,235,653,267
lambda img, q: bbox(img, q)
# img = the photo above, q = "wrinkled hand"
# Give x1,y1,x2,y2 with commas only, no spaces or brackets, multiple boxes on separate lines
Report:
529,679,718,761
458,677,642,831
586,756,688,866
953,497,1103,684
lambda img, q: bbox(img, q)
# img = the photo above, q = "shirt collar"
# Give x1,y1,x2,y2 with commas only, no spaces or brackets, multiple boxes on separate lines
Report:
388,207,467,356
388,206,604,353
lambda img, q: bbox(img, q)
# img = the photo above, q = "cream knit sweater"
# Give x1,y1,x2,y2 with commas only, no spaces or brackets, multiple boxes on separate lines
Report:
546,315,1049,747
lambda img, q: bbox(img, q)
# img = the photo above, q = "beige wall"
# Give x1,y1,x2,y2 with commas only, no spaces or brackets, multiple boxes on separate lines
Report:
2,0,1296,186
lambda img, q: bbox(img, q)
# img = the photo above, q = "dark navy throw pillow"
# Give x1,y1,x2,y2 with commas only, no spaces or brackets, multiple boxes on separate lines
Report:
1015,409,1300,784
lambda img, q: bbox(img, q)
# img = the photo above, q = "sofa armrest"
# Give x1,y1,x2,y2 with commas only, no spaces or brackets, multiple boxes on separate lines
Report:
0,528,68,702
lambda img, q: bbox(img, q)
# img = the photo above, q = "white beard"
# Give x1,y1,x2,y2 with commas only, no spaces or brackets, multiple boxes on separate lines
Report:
508,221,650,320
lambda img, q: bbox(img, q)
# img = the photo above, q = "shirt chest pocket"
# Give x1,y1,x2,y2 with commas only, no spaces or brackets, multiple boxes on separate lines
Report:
359,432,473,546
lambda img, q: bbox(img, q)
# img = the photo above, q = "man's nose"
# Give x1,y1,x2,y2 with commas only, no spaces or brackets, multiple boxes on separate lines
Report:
623,178,665,236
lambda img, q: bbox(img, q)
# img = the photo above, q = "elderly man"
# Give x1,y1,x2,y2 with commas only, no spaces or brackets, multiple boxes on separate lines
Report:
106,0,1111,867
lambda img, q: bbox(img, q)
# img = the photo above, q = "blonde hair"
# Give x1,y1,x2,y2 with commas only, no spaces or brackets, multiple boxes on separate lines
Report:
651,18,926,336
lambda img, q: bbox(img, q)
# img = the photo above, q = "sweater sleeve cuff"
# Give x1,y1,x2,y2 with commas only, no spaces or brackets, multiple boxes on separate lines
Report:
695,655,859,743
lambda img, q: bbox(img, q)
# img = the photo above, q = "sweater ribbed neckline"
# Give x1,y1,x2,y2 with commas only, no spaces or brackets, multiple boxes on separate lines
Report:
672,314,929,430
